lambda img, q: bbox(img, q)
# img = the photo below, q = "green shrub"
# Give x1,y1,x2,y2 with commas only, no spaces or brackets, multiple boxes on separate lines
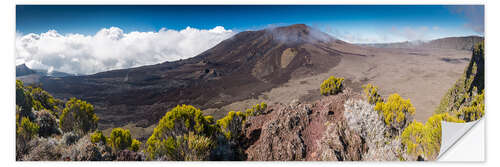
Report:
110,128,132,152
374,93,415,135
130,139,141,152
401,121,425,159
244,102,267,117
91,130,107,145
59,98,99,134
17,117,40,141
16,117,40,157
16,114,39,160
362,83,383,104
145,104,215,160
456,90,484,122
204,115,215,124
423,113,463,159
28,87,59,113
402,113,464,160
35,110,60,137
217,111,246,140
16,80,34,120
320,76,344,96
161,132,214,161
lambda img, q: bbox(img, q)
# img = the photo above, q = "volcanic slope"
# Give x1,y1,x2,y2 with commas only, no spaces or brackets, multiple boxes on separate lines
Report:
38,24,368,128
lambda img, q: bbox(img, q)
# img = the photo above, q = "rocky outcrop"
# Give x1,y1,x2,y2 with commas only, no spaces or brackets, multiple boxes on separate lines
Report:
242,89,368,161
116,150,144,161
435,42,484,114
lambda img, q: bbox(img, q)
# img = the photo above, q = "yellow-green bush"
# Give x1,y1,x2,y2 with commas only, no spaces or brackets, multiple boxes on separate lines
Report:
401,121,425,159
217,111,246,140
16,80,34,120
59,98,98,134
374,93,415,135
456,90,484,122
320,76,344,96
423,113,463,159
130,139,141,152
28,87,57,111
244,102,267,117
110,128,132,152
17,117,40,142
90,130,107,145
145,104,215,160
204,115,214,124
402,113,464,160
362,83,383,104
159,132,214,161
16,117,40,158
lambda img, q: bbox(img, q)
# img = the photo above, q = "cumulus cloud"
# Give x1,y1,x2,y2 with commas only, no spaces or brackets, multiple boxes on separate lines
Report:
16,26,236,75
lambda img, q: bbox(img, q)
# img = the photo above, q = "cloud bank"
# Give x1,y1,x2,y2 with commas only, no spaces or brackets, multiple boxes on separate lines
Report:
16,26,236,75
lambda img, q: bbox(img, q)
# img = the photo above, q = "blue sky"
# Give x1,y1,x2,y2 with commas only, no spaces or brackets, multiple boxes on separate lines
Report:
16,5,483,43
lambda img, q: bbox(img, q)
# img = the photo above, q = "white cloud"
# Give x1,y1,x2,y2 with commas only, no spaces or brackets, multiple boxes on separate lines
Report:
16,26,236,75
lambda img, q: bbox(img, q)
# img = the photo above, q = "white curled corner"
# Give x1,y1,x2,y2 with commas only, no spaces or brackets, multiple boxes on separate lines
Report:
437,118,484,161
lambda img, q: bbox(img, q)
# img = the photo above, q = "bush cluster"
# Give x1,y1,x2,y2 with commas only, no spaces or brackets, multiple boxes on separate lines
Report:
59,98,99,135
91,130,107,145
145,104,216,160
217,111,246,140
362,84,383,104
35,109,60,137
16,80,34,120
320,76,344,96
110,128,133,152
401,113,464,160
374,93,415,135
456,89,484,122
28,87,59,112
130,139,142,152
244,102,267,117
17,117,40,145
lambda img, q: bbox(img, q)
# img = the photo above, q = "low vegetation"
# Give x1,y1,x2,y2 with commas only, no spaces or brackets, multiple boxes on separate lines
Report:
374,93,415,136
16,81,269,161
362,83,383,104
35,109,60,137
145,104,216,160
130,139,142,152
217,111,246,140
90,130,107,145
435,42,484,119
456,89,484,122
320,76,344,96
109,128,133,152
244,102,267,117
59,98,99,135
402,113,464,160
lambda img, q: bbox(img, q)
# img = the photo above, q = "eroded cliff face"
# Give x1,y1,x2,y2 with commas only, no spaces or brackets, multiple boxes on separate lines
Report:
241,89,370,161
435,42,484,115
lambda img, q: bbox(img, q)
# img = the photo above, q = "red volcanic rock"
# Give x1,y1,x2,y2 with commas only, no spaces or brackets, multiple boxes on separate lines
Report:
243,89,366,161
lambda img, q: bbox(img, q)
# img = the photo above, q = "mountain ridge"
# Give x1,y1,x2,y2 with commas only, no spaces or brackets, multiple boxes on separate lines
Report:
33,24,364,129
358,36,484,51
